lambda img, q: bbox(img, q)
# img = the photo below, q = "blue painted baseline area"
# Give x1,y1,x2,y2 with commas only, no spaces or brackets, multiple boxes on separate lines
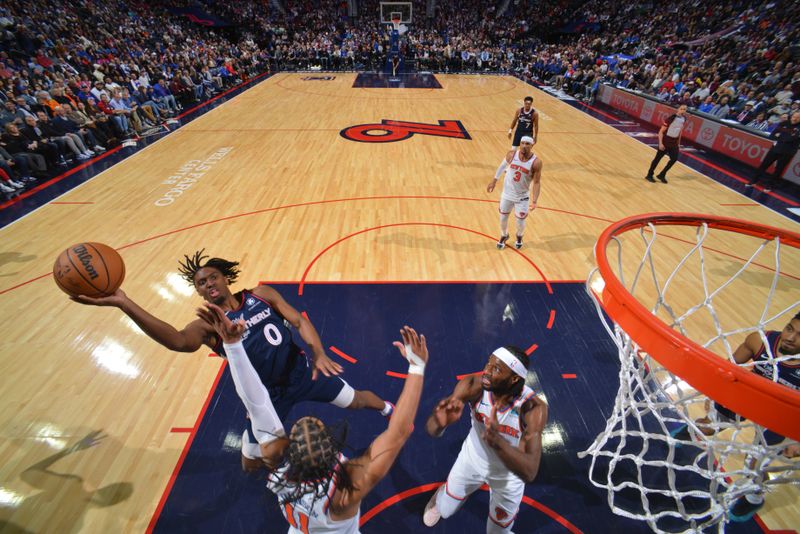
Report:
151,282,764,534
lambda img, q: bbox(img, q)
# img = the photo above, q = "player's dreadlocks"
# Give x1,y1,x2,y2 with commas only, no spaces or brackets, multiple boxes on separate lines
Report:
268,417,356,506
504,345,529,397
177,249,241,286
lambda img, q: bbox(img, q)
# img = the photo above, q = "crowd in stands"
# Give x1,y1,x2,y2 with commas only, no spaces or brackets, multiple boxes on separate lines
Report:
0,0,798,197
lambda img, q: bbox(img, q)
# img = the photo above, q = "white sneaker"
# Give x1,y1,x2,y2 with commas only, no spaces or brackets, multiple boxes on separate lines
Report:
76,153,90,160
8,179,25,188
423,485,443,527
85,149,96,156
0,182,15,193
94,145,106,152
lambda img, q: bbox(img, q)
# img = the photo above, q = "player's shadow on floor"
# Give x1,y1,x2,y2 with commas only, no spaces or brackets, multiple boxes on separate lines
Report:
534,232,595,253
0,430,133,533
0,251,38,275
376,231,491,260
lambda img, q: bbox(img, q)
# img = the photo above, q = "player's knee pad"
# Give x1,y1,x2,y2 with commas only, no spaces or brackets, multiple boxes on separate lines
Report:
331,381,355,408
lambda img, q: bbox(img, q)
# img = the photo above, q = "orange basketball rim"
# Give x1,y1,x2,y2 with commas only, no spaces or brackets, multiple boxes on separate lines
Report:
593,212,800,441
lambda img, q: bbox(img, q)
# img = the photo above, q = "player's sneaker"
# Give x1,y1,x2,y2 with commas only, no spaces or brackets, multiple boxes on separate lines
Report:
656,174,668,184
496,235,509,249
728,495,764,522
423,485,444,527
515,236,523,250
645,174,656,183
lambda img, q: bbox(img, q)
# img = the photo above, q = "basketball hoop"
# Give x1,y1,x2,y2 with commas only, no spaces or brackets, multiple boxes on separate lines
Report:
390,14,402,33
580,213,800,533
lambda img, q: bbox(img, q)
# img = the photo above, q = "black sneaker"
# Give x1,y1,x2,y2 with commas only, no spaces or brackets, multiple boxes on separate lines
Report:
645,174,656,183
496,235,509,249
728,495,764,522
657,174,668,183
515,236,523,249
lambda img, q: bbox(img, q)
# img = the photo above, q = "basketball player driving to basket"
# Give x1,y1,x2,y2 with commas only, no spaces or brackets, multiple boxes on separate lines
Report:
197,300,427,534
422,347,548,533
71,250,393,471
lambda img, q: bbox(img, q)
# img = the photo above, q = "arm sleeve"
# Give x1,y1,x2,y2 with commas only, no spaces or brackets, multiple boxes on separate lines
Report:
495,158,509,179
223,340,286,443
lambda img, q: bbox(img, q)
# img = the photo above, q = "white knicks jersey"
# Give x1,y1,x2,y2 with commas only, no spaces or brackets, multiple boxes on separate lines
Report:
465,386,537,479
267,454,360,533
502,150,536,202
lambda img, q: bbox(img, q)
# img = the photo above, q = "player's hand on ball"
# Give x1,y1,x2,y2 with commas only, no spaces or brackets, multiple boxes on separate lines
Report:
197,301,244,343
71,288,127,307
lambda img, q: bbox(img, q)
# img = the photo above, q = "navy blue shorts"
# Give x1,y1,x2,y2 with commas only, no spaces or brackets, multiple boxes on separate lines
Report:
713,402,786,445
513,129,533,146
266,354,348,420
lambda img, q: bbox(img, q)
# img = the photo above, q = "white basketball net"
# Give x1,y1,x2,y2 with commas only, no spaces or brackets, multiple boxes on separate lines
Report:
580,220,800,533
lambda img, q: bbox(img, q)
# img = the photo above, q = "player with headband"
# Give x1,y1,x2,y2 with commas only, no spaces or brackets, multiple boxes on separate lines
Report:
422,346,548,533
487,136,543,250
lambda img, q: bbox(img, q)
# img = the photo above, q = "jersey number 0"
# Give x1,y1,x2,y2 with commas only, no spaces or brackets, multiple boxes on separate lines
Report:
263,323,283,346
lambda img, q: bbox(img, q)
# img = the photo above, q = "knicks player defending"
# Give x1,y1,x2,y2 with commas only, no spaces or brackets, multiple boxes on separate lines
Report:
508,96,539,149
423,346,547,533
72,250,391,470
487,136,543,250
198,301,428,534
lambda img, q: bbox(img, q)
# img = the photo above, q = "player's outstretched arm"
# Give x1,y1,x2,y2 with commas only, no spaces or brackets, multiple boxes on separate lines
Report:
253,285,343,379
425,374,482,437
483,396,548,482
73,288,208,352
343,326,428,506
197,301,288,466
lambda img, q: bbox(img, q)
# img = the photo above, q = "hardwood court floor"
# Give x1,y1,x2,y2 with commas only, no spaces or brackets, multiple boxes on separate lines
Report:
0,73,797,532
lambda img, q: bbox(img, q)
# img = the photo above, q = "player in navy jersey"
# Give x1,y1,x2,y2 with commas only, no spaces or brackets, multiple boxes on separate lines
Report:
508,96,539,149
196,301,428,533
671,311,800,521
73,250,392,471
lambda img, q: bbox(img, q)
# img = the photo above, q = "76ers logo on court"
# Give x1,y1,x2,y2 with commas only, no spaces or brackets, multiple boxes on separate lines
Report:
340,119,471,143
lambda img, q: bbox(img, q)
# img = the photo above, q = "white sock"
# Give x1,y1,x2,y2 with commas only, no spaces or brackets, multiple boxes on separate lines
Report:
745,493,764,505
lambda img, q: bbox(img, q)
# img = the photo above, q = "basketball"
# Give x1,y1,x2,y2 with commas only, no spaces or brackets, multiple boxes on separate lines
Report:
53,242,126,298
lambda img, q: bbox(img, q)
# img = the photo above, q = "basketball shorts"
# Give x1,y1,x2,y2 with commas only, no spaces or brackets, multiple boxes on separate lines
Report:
444,442,524,529
712,401,785,445
512,129,533,147
499,196,529,219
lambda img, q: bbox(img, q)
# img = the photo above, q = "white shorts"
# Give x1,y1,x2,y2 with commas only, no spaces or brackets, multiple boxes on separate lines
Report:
444,442,525,528
499,197,529,219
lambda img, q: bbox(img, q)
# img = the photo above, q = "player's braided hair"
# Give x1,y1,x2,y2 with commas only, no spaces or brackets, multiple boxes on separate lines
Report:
503,345,529,397
268,417,356,506
177,249,241,286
